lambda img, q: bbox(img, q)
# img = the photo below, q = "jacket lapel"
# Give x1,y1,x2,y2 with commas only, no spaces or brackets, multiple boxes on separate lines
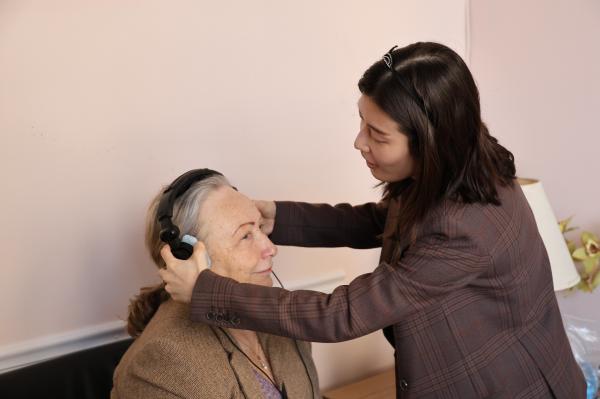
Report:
261,334,319,398
211,327,266,399
379,197,406,264
212,327,317,398
258,333,287,392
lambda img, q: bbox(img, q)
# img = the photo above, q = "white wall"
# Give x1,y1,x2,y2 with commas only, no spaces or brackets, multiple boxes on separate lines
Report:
0,0,467,389
469,0,600,322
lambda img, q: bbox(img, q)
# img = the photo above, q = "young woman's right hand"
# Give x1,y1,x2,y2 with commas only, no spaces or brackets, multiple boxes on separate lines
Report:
159,242,208,303
254,200,276,235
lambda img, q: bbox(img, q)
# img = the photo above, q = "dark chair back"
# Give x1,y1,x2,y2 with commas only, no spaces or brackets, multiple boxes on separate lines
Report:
0,338,133,399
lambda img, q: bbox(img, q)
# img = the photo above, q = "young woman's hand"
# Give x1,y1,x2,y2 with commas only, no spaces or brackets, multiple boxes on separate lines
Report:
159,242,209,303
254,200,276,235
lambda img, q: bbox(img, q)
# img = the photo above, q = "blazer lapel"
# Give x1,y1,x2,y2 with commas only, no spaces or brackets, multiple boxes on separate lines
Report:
211,327,266,399
380,194,413,265
261,334,318,398
258,333,286,392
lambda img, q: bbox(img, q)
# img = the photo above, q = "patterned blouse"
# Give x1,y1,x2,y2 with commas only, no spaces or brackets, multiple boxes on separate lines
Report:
252,369,282,399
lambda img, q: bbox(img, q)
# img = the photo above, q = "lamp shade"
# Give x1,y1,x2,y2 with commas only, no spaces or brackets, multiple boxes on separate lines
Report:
518,178,580,291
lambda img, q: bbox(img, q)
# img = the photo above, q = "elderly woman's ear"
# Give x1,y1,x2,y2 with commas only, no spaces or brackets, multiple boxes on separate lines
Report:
159,241,209,303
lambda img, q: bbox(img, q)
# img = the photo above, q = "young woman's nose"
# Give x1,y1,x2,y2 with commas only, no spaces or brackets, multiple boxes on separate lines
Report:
354,128,369,152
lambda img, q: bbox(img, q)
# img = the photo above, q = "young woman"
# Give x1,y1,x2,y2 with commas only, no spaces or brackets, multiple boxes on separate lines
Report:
159,42,585,398
113,172,319,398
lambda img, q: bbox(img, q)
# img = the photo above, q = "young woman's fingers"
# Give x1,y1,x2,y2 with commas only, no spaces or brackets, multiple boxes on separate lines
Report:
190,241,209,271
160,244,176,265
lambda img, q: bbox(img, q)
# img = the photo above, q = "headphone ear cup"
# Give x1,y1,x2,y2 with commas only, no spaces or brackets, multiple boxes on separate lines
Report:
160,225,180,243
171,241,194,260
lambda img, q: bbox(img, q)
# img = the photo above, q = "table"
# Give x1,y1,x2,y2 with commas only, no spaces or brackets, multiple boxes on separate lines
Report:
322,368,396,399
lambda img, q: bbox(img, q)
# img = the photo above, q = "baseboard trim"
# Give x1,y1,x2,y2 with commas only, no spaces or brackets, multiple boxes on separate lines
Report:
0,320,129,374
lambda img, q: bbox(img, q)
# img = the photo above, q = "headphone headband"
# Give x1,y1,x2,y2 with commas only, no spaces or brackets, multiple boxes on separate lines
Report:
157,169,223,221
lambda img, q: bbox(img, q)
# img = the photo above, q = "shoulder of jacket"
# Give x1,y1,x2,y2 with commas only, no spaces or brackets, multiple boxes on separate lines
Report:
414,202,488,255
115,334,239,398
125,306,227,370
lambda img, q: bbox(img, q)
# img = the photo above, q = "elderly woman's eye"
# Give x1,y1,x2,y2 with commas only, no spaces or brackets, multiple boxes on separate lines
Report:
242,232,252,240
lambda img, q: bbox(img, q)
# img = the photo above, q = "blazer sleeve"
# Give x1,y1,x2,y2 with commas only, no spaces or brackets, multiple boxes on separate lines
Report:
190,217,491,342
269,201,388,249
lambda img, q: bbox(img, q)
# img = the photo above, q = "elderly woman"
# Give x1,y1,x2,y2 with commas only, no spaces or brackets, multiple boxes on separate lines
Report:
111,170,320,399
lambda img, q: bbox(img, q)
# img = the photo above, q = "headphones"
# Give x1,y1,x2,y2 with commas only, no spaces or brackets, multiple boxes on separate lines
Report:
157,168,223,260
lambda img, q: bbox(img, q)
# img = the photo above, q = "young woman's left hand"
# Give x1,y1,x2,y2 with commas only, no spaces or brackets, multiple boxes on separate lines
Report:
159,242,209,303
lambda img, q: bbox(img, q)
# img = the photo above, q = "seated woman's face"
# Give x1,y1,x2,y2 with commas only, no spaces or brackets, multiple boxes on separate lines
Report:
199,186,277,287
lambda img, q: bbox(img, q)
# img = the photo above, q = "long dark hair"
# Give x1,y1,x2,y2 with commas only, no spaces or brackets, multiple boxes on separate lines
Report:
358,42,515,241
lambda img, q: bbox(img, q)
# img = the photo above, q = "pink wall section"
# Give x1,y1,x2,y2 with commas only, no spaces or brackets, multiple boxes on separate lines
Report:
0,0,469,389
469,0,600,318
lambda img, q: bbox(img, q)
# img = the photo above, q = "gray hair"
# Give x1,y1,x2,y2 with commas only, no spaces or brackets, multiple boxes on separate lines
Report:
145,174,231,268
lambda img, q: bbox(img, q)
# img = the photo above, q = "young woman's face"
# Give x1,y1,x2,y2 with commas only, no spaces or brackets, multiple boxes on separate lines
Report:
354,95,415,182
199,186,277,287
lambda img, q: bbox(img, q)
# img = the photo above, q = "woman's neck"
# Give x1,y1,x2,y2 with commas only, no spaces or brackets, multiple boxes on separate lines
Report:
227,328,273,378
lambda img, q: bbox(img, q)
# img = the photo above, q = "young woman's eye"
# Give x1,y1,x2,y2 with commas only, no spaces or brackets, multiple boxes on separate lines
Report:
368,128,385,143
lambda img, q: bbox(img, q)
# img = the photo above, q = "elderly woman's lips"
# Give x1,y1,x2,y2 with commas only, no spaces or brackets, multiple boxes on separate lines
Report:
256,267,272,274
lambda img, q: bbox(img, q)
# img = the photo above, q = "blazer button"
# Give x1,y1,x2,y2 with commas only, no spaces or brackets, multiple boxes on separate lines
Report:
205,312,215,321
230,316,240,326
215,313,224,322
399,379,409,391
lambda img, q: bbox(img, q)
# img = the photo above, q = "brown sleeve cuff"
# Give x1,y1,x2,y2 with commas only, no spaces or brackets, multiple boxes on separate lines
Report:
190,269,235,324
189,269,284,334
269,201,295,244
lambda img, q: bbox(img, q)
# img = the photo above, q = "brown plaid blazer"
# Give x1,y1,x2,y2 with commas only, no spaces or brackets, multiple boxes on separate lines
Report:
191,182,586,398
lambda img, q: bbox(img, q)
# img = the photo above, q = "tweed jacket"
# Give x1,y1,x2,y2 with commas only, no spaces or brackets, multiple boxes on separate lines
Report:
190,182,586,398
111,300,319,398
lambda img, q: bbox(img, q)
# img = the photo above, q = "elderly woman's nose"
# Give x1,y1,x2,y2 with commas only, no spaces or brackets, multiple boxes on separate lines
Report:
261,238,277,258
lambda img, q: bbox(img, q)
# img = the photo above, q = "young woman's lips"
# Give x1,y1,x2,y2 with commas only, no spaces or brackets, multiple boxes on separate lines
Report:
366,160,377,169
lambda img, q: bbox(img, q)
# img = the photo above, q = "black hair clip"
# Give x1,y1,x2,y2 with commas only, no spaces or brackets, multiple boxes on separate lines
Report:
381,45,430,122
383,45,398,70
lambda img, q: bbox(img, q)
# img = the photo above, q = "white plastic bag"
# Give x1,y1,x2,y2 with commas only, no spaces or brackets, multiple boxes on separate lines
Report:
564,314,600,399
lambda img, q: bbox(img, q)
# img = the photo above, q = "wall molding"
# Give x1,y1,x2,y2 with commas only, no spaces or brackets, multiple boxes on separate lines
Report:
0,320,129,374
0,270,345,374
284,269,346,292
465,0,472,65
